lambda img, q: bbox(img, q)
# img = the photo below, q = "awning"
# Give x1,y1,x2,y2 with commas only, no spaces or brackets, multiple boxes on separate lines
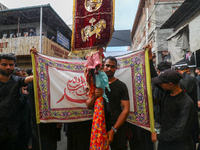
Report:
189,14,200,52
166,24,188,41
167,24,189,65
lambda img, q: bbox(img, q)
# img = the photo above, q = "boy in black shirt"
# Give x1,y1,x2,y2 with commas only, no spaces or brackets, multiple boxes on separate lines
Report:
151,69,195,150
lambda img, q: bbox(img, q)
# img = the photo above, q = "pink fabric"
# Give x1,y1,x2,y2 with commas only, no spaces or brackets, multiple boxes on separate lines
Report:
85,47,104,69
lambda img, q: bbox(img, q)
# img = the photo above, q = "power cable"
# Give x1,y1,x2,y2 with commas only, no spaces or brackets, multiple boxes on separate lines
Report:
112,36,131,43
65,16,72,23
149,19,163,25
148,0,162,21
172,0,200,28
157,41,167,49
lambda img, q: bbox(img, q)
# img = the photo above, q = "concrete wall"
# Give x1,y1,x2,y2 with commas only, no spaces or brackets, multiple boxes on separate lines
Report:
154,1,183,52
155,1,183,24
153,1,183,63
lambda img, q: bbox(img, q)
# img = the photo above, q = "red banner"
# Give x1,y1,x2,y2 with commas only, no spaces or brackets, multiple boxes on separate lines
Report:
71,0,115,57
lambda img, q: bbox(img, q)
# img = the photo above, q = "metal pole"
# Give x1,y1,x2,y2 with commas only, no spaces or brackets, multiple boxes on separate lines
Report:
37,124,42,150
146,2,148,45
18,17,20,38
194,51,197,67
39,7,43,53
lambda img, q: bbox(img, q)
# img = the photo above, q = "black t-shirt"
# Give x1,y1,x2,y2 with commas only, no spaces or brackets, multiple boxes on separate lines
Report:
158,91,195,144
104,79,129,125
197,75,200,90
0,75,26,139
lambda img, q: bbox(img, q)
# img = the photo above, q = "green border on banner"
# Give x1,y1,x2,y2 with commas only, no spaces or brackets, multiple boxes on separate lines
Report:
145,49,155,133
31,52,40,124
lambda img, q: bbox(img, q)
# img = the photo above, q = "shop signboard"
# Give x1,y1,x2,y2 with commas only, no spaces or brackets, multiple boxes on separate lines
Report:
57,30,70,49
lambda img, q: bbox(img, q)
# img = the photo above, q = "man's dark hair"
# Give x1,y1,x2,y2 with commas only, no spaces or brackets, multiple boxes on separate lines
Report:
21,68,25,72
0,53,16,63
9,53,15,56
196,67,200,70
105,56,117,65
13,67,21,75
179,65,189,71
157,61,171,71
26,68,33,76
175,65,189,71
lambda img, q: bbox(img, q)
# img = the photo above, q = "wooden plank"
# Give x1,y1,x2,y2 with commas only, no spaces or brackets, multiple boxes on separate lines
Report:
0,36,70,59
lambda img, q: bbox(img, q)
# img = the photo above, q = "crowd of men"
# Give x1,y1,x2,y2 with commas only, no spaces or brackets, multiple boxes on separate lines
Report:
3,29,56,42
0,45,200,150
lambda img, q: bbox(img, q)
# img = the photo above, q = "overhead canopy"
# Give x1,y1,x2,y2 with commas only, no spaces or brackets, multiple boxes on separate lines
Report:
189,14,200,52
107,30,131,47
0,4,72,38
167,25,190,65
166,24,188,41
166,23,198,66
161,0,200,65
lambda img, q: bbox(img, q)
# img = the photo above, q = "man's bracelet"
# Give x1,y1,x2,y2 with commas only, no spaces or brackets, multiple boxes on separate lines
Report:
111,126,117,133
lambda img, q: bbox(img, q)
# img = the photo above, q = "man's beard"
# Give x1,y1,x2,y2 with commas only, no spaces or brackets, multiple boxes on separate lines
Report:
106,71,114,78
0,69,14,76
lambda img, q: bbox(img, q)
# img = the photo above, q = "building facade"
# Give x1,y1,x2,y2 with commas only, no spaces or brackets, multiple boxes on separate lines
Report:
131,0,184,65
0,4,72,69
161,0,200,74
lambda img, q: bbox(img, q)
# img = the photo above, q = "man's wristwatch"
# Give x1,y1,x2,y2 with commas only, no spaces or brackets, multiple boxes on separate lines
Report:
111,126,117,133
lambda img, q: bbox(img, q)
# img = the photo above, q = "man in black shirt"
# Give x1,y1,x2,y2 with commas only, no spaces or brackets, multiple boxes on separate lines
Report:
153,61,171,125
176,66,199,146
195,67,200,150
195,67,200,105
0,53,33,150
86,56,130,150
196,67,200,87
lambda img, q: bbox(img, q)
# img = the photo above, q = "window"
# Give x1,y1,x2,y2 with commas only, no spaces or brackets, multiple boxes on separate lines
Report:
148,21,151,29
143,30,146,38
2,33,7,38
2,31,8,39
172,6,179,14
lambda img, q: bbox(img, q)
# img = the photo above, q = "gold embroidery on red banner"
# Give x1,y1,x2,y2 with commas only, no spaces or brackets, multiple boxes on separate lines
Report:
85,0,103,12
81,18,106,42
